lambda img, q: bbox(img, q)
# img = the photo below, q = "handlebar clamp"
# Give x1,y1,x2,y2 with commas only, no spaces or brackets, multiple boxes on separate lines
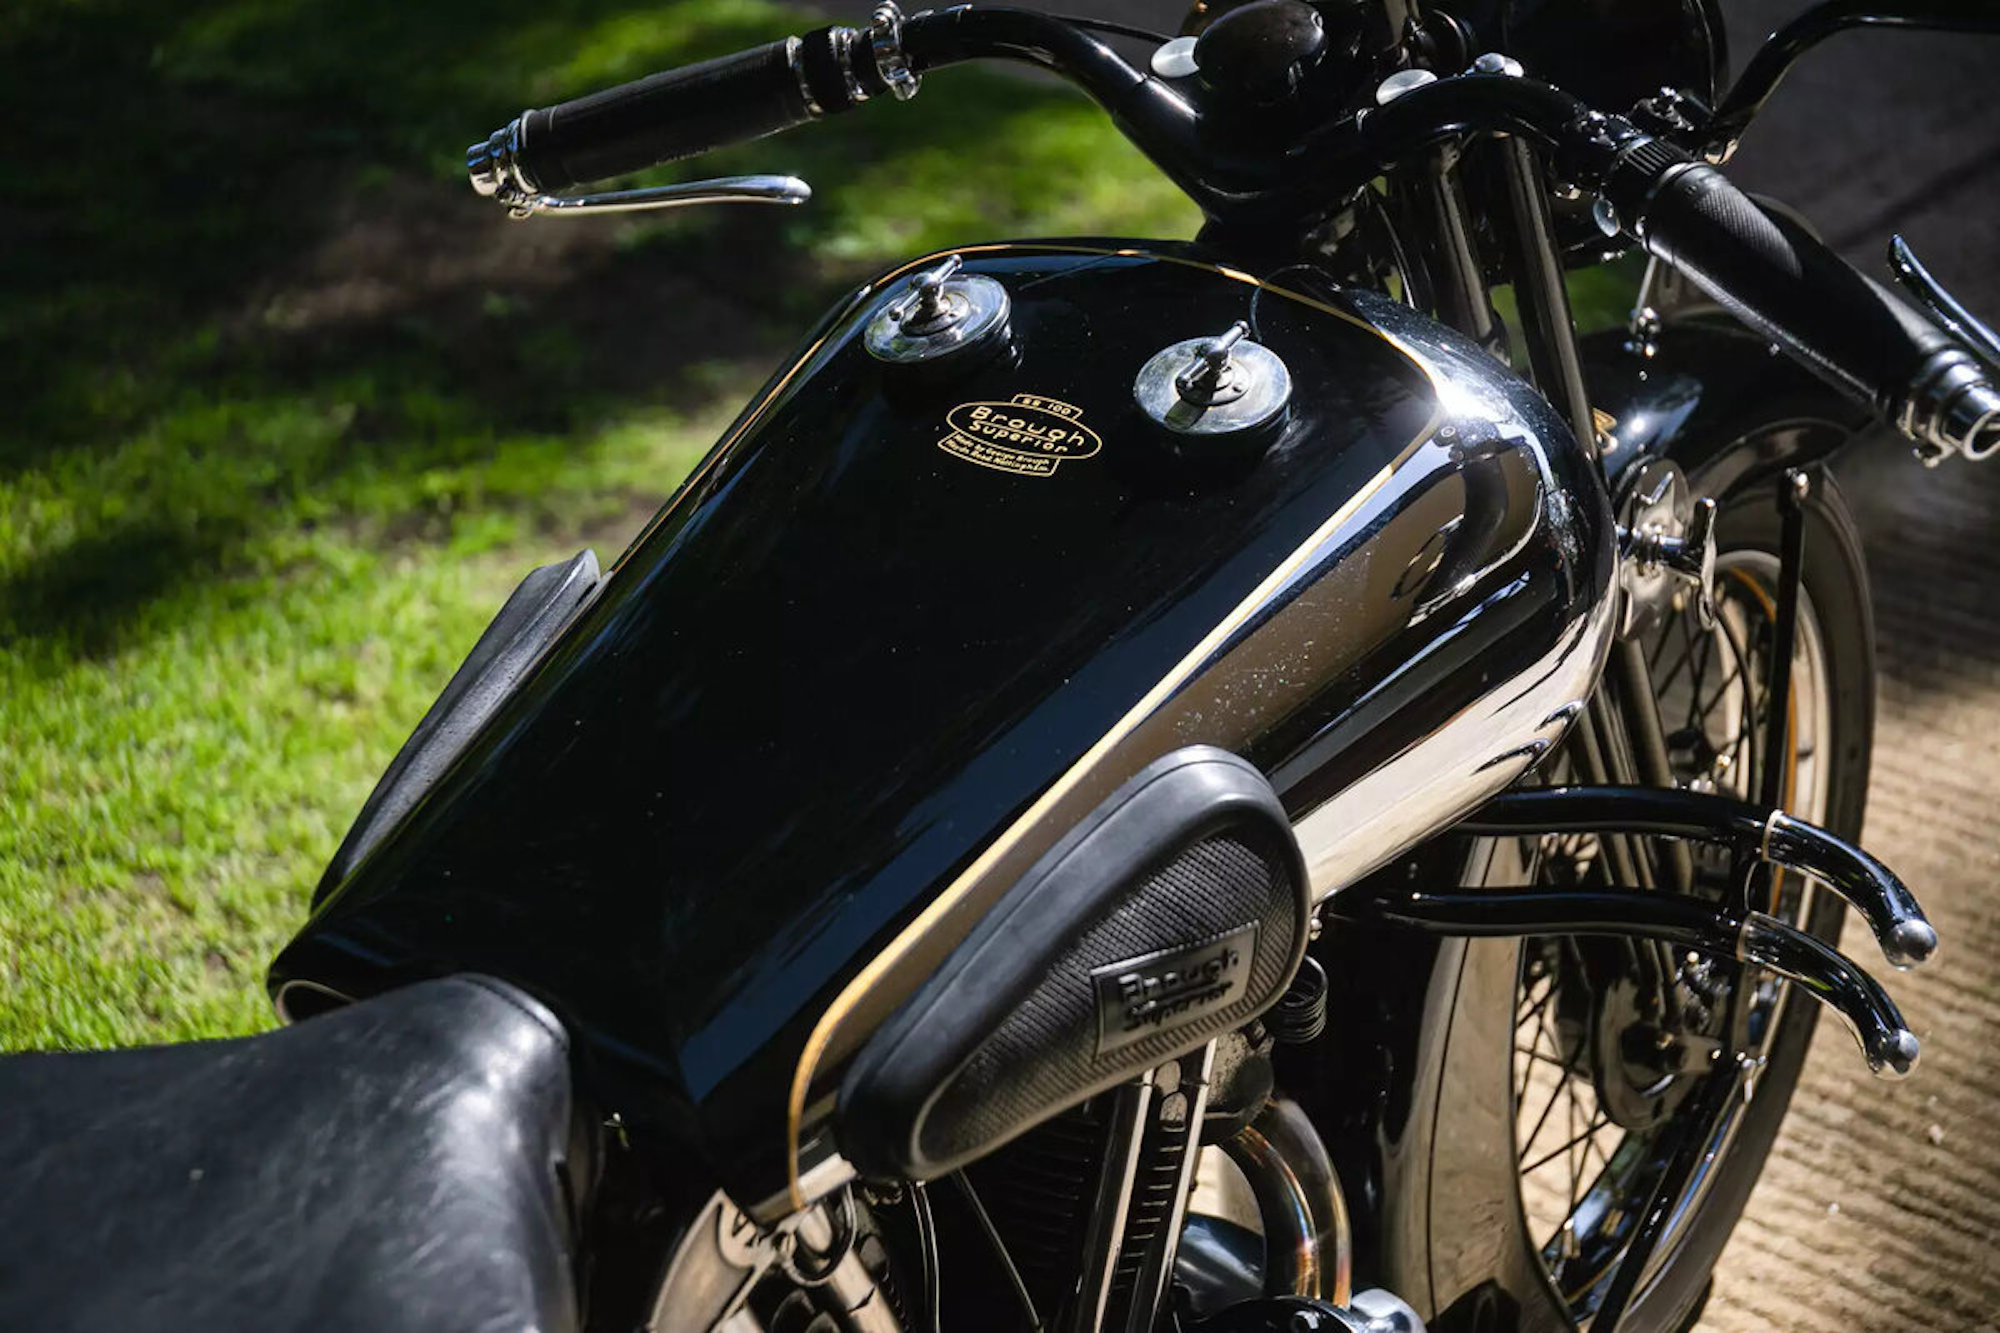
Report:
869,1,920,101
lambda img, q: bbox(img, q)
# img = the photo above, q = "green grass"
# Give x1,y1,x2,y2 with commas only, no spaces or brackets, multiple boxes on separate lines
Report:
0,0,1638,1051
0,0,1195,1050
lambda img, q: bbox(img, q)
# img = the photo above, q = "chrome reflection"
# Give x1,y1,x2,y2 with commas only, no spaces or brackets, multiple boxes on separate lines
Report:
1282,290,1619,902
1292,606,1614,901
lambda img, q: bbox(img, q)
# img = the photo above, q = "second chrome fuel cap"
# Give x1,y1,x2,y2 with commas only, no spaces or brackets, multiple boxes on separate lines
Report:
1134,320,1292,438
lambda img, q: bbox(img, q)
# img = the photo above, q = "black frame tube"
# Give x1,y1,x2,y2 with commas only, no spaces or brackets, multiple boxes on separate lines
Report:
1759,470,1810,813
1609,639,1697,895
1395,146,1499,350
1492,137,1596,450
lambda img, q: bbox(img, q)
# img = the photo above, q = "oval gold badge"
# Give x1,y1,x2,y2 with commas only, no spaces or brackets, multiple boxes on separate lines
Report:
939,394,1102,477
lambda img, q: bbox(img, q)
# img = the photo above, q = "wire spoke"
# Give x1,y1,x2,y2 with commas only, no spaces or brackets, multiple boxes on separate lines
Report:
1650,638,1695,699
1515,1043,1574,1071
1566,1084,1591,1216
1648,606,1684,672
1516,975,1557,1028
1694,662,1746,730
1519,1037,1579,1159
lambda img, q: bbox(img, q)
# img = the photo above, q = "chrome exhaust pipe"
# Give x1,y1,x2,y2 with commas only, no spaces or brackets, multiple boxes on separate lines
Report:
1216,1097,1354,1306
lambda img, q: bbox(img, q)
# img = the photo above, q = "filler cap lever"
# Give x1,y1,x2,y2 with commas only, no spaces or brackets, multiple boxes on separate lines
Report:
1135,320,1292,438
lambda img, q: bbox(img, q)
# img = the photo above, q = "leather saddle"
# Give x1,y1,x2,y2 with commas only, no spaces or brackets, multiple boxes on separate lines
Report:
0,975,584,1332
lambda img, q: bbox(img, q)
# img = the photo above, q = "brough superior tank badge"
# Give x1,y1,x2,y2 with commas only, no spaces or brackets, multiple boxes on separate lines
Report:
938,394,1102,477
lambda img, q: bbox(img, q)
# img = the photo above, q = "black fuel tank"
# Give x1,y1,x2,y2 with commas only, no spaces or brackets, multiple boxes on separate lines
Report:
272,243,1615,1206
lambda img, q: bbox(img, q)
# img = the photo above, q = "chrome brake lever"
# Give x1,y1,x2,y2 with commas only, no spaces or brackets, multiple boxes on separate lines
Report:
492,174,812,220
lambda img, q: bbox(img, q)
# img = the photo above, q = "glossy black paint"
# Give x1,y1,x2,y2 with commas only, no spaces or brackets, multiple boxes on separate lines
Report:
1582,314,1871,499
273,239,1620,1210
275,244,1444,1197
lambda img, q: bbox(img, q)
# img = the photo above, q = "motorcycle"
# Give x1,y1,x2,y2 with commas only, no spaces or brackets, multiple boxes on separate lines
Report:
7,1,2000,1330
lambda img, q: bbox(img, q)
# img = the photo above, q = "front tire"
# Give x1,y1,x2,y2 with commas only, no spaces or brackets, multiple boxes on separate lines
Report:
1406,477,1876,1333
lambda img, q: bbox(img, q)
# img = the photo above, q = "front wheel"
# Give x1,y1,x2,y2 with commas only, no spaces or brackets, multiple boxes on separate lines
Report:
1412,477,1876,1333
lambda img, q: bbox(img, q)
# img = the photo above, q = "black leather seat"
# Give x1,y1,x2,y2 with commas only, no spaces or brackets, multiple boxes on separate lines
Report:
0,975,583,1333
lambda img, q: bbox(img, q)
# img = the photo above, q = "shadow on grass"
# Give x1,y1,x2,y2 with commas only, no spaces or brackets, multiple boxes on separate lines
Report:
2,524,231,658
0,0,1197,655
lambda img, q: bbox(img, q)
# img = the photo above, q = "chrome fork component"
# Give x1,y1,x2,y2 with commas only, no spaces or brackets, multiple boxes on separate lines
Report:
1614,460,1717,635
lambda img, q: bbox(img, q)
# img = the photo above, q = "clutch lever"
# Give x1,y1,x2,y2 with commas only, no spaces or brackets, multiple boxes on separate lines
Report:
1890,234,2000,373
504,174,812,218
470,160,812,219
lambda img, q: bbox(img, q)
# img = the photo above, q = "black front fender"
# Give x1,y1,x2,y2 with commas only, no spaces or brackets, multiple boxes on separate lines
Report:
1582,313,1873,501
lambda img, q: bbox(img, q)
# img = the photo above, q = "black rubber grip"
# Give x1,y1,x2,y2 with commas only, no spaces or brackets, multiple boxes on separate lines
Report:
1608,152,1955,420
515,37,813,192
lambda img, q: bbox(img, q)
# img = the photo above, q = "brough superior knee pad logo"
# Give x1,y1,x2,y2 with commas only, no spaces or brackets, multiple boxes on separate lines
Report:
1090,924,1258,1056
939,394,1102,477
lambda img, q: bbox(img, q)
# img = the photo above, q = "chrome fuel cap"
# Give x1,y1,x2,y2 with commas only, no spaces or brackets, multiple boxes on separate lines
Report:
1134,321,1292,437
864,255,1012,365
